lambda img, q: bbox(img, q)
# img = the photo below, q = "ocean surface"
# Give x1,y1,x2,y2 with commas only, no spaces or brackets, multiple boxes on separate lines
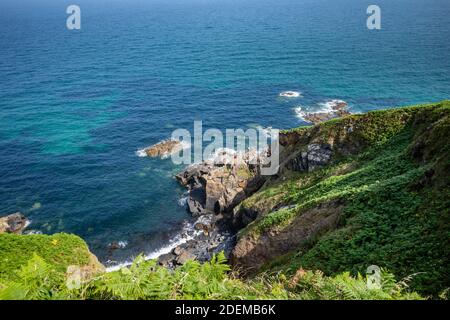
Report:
1,0,449,266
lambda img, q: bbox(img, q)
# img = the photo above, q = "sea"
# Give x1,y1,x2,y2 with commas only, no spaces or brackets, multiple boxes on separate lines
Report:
0,0,449,267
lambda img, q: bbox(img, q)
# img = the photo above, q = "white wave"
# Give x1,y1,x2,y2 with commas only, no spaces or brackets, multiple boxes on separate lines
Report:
117,241,128,249
279,91,302,98
317,99,347,112
294,100,348,122
106,219,202,272
135,148,148,158
294,106,307,121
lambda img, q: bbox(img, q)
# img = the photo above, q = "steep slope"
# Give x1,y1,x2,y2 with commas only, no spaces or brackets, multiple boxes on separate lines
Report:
231,101,450,295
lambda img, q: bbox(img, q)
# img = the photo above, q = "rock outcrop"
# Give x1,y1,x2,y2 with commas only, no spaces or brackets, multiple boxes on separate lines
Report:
176,150,266,216
230,201,344,274
142,139,184,158
0,212,29,234
300,100,351,125
157,214,235,268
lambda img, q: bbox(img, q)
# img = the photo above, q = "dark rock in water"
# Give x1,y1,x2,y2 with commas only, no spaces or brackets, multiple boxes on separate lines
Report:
157,213,236,268
187,187,207,216
0,212,29,234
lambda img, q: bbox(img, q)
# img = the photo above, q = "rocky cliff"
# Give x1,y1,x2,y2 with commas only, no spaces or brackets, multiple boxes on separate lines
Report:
229,101,450,295
173,100,449,295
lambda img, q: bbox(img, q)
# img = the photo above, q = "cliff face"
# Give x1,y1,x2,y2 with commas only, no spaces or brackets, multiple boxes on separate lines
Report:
230,101,450,295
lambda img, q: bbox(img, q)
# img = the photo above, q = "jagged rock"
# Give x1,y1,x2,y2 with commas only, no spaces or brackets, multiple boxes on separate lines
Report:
143,140,183,158
301,100,351,125
187,187,207,216
158,252,176,268
176,250,196,265
303,109,351,125
173,246,183,256
176,152,265,217
307,143,333,170
231,201,344,275
0,212,29,234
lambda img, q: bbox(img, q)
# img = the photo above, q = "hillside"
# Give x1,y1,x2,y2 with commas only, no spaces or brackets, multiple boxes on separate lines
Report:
0,100,449,300
231,100,450,295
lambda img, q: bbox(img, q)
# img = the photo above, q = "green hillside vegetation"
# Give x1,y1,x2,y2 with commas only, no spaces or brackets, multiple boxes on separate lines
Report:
236,101,450,295
0,101,448,300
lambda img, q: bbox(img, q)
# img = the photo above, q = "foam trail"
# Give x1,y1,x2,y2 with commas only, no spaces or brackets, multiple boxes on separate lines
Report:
135,149,147,157
106,220,201,272
294,106,307,121
136,140,191,158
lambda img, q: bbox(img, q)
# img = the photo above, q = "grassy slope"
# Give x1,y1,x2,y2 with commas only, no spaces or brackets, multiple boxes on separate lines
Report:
237,101,450,295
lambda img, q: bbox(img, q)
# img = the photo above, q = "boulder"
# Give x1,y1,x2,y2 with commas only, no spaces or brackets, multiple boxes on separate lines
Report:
301,100,351,125
176,250,196,265
143,139,183,158
0,212,29,234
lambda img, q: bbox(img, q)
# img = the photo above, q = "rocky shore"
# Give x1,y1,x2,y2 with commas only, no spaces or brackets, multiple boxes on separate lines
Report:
0,212,29,234
139,139,185,158
156,105,355,268
299,100,351,124
157,149,267,267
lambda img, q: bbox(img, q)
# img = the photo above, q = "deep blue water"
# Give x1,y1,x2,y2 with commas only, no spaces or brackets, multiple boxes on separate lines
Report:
1,0,449,264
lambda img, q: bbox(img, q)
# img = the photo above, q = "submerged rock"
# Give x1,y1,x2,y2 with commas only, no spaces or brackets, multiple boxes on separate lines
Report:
0,212,29,234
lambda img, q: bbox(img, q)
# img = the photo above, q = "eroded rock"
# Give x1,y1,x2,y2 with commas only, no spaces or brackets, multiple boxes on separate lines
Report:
142,139,184,158
0,212,29,234
231,201,344,275
176,151,266,217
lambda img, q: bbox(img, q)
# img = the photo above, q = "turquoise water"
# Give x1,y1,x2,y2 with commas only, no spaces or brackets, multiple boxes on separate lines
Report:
0,0,449,264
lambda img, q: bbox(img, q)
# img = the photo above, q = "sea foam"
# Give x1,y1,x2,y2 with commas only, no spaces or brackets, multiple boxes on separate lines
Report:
105,219,202,272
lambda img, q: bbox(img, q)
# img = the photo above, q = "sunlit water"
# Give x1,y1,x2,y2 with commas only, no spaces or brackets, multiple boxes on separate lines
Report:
0,0,449,265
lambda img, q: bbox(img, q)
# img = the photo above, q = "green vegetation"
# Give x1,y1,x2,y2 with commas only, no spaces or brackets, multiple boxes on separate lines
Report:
0,252,422,300
0,233,97,280
239,101,450,296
